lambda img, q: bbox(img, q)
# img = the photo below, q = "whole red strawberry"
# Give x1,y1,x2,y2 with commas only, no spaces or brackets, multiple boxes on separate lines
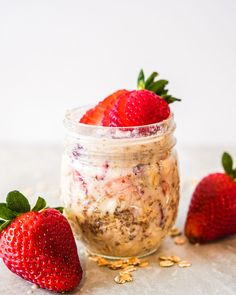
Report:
0,191,83,293
185,152,236,243
79,69,180,127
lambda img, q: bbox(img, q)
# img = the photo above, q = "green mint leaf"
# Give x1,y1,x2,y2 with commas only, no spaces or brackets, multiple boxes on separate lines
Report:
32,197,47,212
6,191,30,213
137,69,145,89
222,152,233,176
149,80,168,94
145,72,158,89
54,207,64,213
0,220,5,225
0,220,11,231
0,203,18,220
162,95,181,104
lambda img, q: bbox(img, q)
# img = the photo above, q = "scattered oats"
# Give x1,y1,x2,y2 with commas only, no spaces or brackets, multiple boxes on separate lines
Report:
178,260,192,268
169,227,181,237
159,255,170,261
127,257,141,266
109,260,123,270
114,273,133,284
168,255,181,263
31,285,38,290
120,265,137,274
121,263,129,269
159,255,181,263
139,261,149,267
159,260,174,267
174,236,186,245
97,257,110,266
195,243,200,247
87,254,151,284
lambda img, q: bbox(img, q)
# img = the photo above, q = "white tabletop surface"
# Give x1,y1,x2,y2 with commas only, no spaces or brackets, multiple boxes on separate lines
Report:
0,144,235,295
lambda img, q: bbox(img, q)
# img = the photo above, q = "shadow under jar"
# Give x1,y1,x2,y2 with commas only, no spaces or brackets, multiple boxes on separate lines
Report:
61,106,180,259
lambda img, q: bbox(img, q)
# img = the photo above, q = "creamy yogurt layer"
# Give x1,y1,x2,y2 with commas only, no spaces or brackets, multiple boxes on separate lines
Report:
61,124,180,258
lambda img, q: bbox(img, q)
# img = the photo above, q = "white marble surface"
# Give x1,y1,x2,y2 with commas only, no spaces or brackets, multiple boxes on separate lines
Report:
0,144,235,295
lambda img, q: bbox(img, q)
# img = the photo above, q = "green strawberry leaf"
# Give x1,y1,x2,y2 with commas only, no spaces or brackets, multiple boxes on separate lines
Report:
6,190,31,213
161,89,168,95
137,69,145,89
0,220,11,231
0,220,5,225
32,197,47,212
54,207,64,213
145,72,158,89
0,203,18,220
222,152,233,176
233,169,236,179
156,85,166,96
162,94,181,104
149,80,168,94
138,69,181,104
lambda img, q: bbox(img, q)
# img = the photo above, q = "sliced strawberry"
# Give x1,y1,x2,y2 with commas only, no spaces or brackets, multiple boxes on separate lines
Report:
80,90,128,125
108,89,170,127
79,69,180,127
104,91,129,127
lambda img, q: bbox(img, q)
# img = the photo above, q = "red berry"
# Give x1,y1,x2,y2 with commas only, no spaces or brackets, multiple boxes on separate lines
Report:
185,173,236,243
80,90,128,125
0,208,83,292
79,69,180,127
107,89,170,127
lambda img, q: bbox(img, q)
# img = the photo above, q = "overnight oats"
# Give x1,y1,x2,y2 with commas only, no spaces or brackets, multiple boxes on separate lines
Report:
61,70,181,258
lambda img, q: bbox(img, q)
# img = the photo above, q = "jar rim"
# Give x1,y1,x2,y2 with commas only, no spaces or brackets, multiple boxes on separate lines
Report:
64,105,175,140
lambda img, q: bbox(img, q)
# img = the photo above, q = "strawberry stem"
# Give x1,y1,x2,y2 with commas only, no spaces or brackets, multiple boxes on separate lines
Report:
137,69,145,89
145,72,158,89
54,207,64,213
0,191,64,232
222,152,236,179
6,191,31,213
137,69,181,104
32,197,47,212
0,220,11,231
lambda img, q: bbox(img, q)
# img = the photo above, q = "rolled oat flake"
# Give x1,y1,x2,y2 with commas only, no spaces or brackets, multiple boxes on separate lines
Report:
114,273,133,284
159,260,175,267
178,260,192,268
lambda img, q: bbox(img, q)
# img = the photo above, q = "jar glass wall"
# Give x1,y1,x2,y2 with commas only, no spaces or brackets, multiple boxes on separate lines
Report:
61,106,180,259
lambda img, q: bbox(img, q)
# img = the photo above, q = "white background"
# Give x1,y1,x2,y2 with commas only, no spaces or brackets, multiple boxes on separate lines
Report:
0,0,235,146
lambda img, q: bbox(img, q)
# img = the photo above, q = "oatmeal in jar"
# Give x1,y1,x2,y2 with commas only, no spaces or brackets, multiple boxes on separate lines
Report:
61,109,179,258
61,69,181,258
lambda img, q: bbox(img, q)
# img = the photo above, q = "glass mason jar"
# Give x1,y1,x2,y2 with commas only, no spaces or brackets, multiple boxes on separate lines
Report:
61,106,180,259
